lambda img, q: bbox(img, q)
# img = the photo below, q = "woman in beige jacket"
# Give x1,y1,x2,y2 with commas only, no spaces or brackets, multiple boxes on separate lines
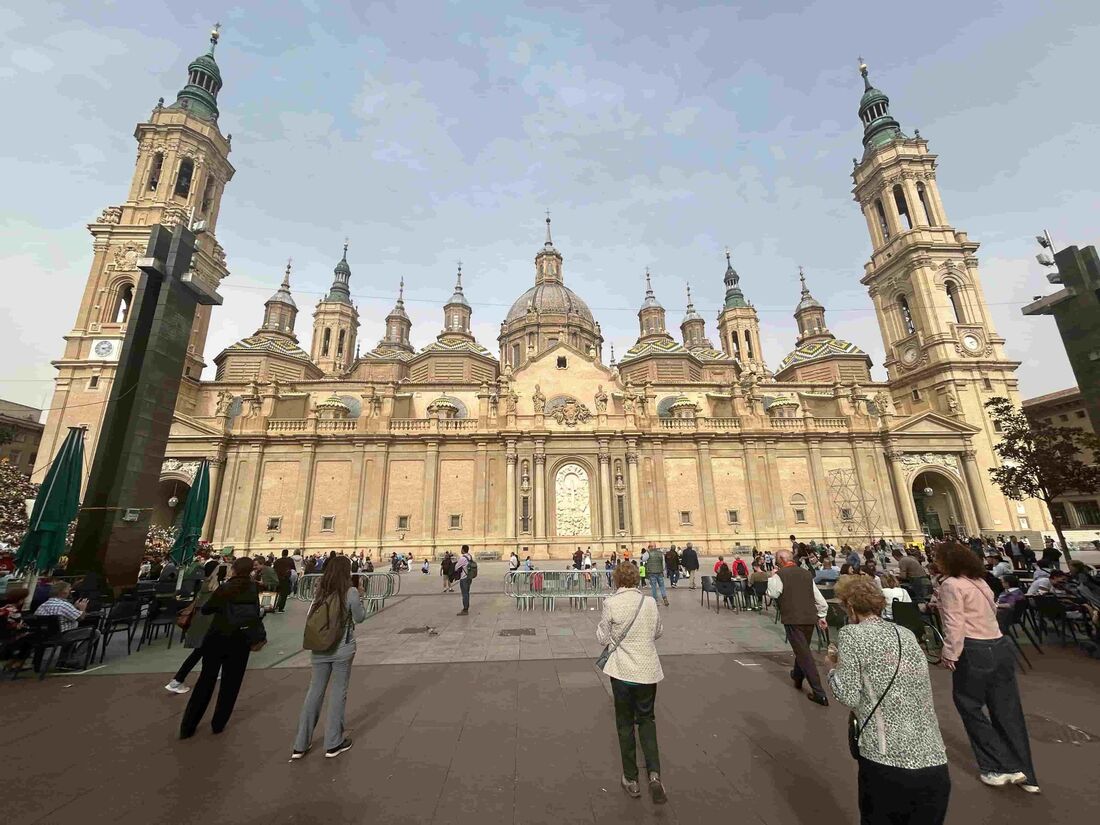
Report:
596,562,666,804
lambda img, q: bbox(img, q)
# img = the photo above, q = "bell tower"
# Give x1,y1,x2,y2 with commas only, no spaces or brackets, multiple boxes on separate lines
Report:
35,26,234,480
852,59,1045,534
310,243,360,375
716,250,766,373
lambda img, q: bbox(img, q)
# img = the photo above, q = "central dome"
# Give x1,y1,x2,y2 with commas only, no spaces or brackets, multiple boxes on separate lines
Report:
505,282,595,325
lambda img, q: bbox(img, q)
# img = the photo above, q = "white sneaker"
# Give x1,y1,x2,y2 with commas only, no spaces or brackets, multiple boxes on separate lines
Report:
979,773,1016,787
1018,784,1041,794
164,680,190,694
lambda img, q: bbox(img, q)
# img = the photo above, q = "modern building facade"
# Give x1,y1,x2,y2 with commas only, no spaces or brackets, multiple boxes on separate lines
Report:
0,400,44,477
36,45,1050,558
1021,386,1100,545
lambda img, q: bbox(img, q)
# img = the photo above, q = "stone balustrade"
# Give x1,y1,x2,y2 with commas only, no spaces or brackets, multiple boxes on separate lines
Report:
390,418,433,432
769,418,805,431
267,419,307,433
318,419,356,432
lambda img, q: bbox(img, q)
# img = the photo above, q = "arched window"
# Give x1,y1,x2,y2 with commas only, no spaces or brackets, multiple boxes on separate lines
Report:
336,329,346,356
321,328,331,357
745,331,755,360
730,332,740,357
946,281,964,324
898,295,916,335
893,185,912,230
200,176,215,214
173,158,194,199
511,342,521,367
113,283,134,324
874,198,890,241
916,182,935,225
147,153,163,192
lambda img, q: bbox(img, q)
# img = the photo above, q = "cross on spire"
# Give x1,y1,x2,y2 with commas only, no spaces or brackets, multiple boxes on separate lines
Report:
282,258,292,288
544,210,553,247
645,267,654,296
342,237,349,258
209,22,221,53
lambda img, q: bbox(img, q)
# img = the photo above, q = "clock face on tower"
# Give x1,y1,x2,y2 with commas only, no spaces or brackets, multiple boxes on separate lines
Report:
962,334,981,352
90,339,118,360
900,346,919,366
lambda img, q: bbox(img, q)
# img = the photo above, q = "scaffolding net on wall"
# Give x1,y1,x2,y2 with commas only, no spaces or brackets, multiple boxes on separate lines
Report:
825,467,881,547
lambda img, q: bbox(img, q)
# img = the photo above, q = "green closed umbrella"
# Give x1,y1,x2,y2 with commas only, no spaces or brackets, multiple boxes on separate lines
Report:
169,458,210,566
16,426,85,573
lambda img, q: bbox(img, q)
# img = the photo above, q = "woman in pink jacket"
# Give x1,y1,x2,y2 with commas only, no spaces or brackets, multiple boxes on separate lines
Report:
937,543,1039,794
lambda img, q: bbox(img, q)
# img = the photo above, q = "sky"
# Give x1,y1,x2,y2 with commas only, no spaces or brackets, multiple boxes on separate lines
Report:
1,0,1097,411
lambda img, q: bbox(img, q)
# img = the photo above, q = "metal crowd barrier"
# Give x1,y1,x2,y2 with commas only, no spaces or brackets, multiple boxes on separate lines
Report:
504,570,611,611
294,571,400,615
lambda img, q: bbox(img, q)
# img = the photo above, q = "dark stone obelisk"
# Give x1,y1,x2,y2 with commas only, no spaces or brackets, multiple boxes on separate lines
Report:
69,223,221,587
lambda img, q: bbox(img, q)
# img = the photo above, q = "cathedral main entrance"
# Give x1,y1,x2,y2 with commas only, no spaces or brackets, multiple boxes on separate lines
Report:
912,471,964,539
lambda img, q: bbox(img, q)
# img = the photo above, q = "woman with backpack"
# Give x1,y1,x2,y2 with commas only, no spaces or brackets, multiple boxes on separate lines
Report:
292,555,367,759
179,556,266,739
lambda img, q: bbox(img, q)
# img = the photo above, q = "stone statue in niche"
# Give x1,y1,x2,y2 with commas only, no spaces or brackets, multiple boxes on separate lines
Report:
532,384,546,414
215,390,233,416
520,460,531,493
945,392,960,414
594,385,608,413
505,390,518,415
872,391,893,417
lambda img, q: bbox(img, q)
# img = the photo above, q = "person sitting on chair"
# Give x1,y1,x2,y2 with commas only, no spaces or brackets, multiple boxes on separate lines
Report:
34,581,100,668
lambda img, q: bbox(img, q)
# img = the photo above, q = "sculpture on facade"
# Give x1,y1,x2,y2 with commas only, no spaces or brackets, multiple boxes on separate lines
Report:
215,390,233,416
532,384,546,414
594,384,608,413
505,390,518,415
555,462,592,535
550,397,592,426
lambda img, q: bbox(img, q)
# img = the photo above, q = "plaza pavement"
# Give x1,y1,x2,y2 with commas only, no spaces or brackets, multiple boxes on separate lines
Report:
4,561,1098,824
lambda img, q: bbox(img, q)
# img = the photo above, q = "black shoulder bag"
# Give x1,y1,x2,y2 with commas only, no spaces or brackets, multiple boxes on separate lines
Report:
848,625,901,760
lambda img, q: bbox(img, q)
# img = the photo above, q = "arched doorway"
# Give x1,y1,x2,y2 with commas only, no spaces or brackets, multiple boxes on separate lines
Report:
911,471,964,539
153,478,190,529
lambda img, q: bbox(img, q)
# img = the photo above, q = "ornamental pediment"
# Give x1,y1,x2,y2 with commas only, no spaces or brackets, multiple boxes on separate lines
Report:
887,410,979,436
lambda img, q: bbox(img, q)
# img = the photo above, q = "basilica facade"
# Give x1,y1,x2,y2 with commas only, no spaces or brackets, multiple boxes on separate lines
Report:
35,38,1050,559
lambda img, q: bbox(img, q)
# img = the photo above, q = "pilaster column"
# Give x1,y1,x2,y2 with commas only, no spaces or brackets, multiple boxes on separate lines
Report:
424,440,440,554
473,441,488,538
242,441,265,551
696,440,717,538
201,452,226,541
651,438,669,538
626,447,642,540
598,444,612,538
352,441,368,542
886,449,919,535
806,440,831,539
298,441,318,545
741,440,771,534
505,447,517,540
534,444,546,539
960,448,993,531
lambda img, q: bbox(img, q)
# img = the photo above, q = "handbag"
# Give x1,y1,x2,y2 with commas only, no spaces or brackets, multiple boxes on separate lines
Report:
175,600,197,631
848,625,901,760
595,592,646,672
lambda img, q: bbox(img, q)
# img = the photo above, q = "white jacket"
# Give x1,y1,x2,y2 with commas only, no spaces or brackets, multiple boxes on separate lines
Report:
596,588,664,683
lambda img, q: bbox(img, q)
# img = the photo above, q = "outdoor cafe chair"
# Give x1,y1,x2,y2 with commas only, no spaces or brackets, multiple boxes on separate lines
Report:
99,596,141,663
714,579,738,613
1031,595,1087,645
700,575,717,611
890,601,945,664
138,598,183,651
20,615,96,680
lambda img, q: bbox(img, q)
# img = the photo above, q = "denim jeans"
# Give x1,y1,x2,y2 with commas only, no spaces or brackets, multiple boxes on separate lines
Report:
611,678,660,781
648,573,667,601
668,568,679,586
294,641,356,751
952,636,1037,784
460,576,471,610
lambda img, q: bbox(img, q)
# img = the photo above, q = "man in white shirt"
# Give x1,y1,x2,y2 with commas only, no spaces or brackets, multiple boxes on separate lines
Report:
991,556,1013,579
1026,568,1052,596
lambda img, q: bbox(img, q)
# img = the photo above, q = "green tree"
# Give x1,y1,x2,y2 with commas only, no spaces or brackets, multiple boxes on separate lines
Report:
985,396,1100,561
0,458,39,546
0,428,13,445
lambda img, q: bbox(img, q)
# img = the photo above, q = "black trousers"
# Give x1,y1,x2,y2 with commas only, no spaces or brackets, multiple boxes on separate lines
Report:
275,579,292,611
174,647,204,682
786,624,824,695
179,633,251,737
610,678,661,781
952,636,1037,784
857,757,950,825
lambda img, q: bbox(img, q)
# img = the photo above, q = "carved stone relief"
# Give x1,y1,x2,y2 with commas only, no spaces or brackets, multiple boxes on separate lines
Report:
161,458,200,483
899,452,960,477
554,462,592,536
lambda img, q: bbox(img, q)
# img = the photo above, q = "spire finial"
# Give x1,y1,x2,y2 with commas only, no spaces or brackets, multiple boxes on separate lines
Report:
398,276,405,302
456,260,463,290
282,258,292,288
686,284,693,305
342,237,349,259
858,56,871,91
209,22,221,54
610,342,616,364
725,246,731,266
645,267,654,296
799,265,807,291
544,209,553,247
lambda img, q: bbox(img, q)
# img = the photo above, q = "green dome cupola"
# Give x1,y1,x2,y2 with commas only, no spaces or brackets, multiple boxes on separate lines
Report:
857,59,903,150
326,242,353,304
172,24,223,123
722,249,748,309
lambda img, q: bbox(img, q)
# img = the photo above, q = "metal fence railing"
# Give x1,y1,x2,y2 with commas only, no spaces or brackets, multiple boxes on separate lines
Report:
503,570,611,611
294,572,400,616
